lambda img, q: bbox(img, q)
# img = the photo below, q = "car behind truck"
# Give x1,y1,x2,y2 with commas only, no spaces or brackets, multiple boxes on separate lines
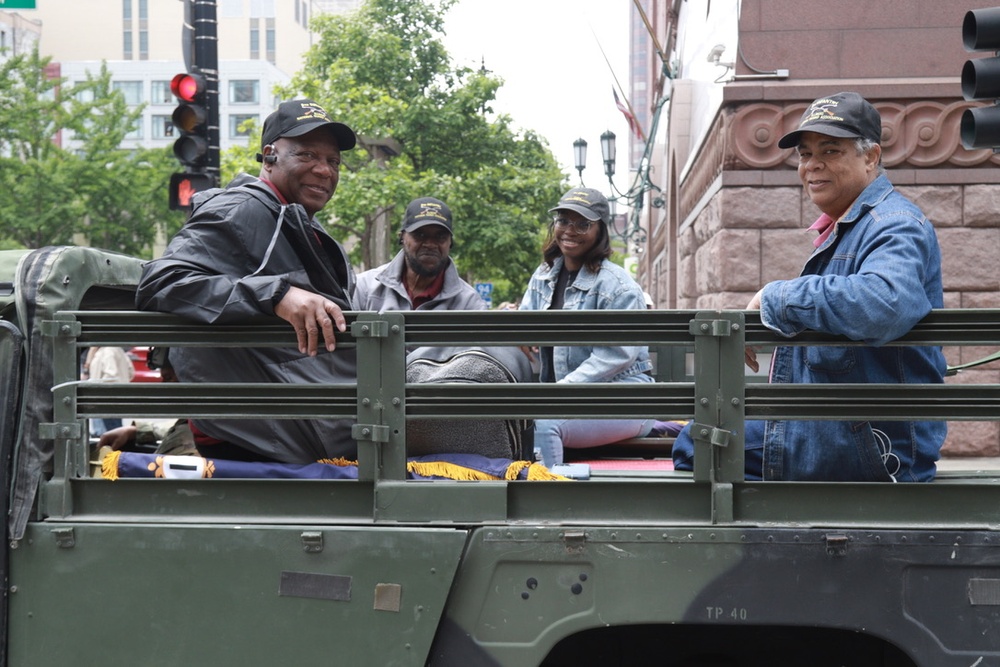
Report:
1,245,999,666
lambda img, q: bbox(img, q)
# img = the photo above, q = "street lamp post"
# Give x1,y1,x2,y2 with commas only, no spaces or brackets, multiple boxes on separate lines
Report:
575,129,647,250
573,137,588,183
600,130,616,179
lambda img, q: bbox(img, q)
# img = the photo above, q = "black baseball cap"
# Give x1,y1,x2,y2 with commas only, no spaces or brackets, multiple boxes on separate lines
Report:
257,99,356,162
549,187,611,224
402,197,453,233
778,92,882,149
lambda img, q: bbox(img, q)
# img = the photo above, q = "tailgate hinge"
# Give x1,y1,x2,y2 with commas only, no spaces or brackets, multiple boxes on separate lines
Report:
352,423,390,443
300,531,324,553
52,527,76,549
39,422,84,440
825,534,849,557
689,318,735,337
690,422,732,448
40,320,82,338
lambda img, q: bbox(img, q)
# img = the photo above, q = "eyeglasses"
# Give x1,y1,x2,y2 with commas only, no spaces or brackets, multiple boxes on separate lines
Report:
552,217,595,234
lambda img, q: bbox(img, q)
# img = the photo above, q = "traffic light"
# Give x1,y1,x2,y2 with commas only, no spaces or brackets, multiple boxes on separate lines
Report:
169,172,215,211
961,7,1000,149
170,71,209,167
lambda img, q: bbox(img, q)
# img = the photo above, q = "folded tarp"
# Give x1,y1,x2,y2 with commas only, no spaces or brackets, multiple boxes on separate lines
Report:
102,450,569,482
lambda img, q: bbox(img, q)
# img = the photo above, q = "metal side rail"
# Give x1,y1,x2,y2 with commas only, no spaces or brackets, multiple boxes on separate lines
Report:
36,308,1000,528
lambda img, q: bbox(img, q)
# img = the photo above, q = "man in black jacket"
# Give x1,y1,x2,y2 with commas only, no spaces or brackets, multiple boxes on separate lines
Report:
136,99,359,463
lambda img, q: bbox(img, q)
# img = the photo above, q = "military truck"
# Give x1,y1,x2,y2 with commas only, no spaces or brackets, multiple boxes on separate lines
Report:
1,245,998,666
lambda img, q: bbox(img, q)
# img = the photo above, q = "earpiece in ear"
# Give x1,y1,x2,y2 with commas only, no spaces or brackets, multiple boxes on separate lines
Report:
263,145,277,164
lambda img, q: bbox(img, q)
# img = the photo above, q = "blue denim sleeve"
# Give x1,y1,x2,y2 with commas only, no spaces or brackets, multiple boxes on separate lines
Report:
560,284,649,383
759,208,939,346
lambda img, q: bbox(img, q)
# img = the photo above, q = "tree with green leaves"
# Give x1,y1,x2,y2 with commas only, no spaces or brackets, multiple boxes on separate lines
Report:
224,0,567,304
0,50,184,256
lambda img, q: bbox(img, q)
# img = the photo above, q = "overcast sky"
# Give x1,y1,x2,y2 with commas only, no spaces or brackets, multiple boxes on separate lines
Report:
441,1,632,193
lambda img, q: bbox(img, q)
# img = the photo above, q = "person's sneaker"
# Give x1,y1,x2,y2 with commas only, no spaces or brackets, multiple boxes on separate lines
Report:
649,420,686,437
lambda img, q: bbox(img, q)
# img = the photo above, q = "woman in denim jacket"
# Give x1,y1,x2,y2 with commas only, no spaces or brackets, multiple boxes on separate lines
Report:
519,188,655,468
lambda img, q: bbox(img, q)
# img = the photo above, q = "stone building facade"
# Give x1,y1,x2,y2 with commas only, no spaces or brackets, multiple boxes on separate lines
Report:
639,1,1000,457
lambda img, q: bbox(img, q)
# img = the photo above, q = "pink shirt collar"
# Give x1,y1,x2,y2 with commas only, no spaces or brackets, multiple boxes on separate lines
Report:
808,213,836,248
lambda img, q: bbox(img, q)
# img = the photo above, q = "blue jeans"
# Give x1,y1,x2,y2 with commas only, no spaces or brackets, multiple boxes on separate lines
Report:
534,418,656,467
90,418,123,438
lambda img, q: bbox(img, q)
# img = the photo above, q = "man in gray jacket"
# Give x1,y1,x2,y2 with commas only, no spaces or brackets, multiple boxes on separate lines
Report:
355,198,533,460
354,197,485,312
136,98,358,463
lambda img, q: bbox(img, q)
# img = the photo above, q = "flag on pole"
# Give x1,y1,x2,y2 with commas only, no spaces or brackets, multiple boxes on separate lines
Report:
613,87,643,140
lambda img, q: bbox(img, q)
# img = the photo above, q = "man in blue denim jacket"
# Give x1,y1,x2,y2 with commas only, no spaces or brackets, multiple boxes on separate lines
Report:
675,92,947,481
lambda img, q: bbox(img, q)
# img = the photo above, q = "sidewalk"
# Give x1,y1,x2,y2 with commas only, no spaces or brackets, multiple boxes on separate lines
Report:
938,456,1000,471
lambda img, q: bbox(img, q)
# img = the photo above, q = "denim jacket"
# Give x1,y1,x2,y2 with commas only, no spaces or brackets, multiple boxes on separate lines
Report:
759,174,947,481
520,256,653,384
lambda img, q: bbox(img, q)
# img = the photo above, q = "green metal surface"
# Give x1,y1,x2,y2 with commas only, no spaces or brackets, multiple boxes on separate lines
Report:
8,523,468,666
433,525,1000,665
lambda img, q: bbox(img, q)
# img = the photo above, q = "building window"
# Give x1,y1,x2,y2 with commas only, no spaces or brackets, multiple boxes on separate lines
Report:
230,80,259,105
152,115,175,140
151,80,172,105
139,30,148,60
266,20,275,64
113,81,143,106
250,19,259,59
122,0,133,60
230,114,258,139
250,0,275,18
221,0,242,18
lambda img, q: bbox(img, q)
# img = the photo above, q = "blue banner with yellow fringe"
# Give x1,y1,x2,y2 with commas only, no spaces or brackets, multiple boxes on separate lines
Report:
102,450,569,482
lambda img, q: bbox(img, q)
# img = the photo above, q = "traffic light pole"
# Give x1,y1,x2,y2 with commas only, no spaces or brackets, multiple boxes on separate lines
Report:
169,0,219,210
191,0,220,182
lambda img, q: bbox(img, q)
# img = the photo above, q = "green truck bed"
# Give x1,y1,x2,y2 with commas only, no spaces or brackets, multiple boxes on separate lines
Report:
1,246,998,666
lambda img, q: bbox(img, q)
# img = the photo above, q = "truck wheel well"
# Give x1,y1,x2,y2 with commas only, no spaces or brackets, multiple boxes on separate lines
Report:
541,624,916,667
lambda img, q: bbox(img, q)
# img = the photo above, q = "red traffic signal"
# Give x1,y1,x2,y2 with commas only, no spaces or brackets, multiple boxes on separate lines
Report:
169,172,216,211
170,71,209,167
170,72,205,103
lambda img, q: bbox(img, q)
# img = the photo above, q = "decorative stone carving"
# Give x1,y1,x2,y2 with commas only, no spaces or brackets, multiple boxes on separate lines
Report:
678,98,1000,228
727,99,1000,170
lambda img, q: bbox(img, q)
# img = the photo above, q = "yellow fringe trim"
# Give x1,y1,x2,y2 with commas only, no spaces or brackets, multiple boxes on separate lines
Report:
405,459,572,481
525,462,572,481
504,460,530,480
317,457,358,466
102,449,122,481
406,460,502,480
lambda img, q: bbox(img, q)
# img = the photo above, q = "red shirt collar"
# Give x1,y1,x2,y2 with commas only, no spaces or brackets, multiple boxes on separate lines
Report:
405,267,446,308
260,178,289,206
